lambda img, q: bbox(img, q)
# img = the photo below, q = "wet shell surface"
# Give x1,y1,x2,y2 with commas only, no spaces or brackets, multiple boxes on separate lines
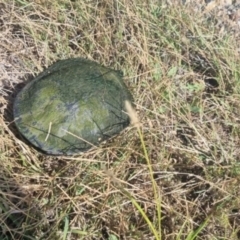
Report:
13,58,133,155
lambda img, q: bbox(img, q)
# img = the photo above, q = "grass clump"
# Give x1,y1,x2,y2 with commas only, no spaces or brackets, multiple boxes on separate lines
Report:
1,0,240,239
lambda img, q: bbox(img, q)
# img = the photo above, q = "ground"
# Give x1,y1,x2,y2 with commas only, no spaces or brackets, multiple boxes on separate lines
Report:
1,0,240,239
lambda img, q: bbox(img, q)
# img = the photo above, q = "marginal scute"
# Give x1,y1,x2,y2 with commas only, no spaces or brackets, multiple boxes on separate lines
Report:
13,58,133,155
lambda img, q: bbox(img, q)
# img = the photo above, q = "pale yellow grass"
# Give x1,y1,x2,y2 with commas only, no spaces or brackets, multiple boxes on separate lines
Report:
0,0,240,240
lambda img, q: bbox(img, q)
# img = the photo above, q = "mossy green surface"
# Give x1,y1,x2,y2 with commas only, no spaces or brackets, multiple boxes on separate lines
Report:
14,58,133,155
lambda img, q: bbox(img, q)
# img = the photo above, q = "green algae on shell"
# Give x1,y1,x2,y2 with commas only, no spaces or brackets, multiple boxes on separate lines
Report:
13,58,133,155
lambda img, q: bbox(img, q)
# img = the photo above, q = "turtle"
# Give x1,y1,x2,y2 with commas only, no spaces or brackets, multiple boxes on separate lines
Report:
13,58,133,155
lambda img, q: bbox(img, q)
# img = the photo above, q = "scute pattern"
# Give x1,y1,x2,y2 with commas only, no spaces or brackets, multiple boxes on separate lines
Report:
14,58,133,155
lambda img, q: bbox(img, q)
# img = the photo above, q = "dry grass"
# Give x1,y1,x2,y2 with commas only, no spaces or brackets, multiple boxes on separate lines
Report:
1,0,240,239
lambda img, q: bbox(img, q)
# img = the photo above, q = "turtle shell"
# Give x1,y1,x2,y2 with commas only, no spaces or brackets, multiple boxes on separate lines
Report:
13,58,133,155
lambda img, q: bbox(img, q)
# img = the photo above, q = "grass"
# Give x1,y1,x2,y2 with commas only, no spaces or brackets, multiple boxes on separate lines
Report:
1,0,240,239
